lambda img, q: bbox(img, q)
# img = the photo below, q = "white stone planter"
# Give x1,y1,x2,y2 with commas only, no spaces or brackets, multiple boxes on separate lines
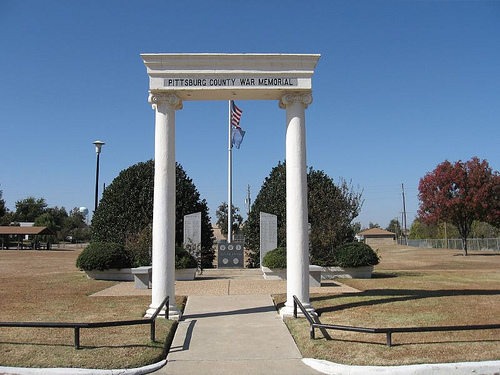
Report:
85,268,134,281
261,265,323,287
322,265,374,279
261,267,287,280
175,268,197,281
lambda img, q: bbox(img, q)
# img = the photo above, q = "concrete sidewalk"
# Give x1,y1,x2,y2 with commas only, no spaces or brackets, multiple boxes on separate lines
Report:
154,294,322,375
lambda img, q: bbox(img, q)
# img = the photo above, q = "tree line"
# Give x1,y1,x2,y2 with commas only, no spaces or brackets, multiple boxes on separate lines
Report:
0,192,89,243
3,155,498,259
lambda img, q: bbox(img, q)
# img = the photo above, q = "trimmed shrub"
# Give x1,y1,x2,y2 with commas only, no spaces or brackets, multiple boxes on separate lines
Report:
76,242,132,271
175,247,198,269
332,242,379,268
125,224,152,267
262,247,287,269
91,160,215,268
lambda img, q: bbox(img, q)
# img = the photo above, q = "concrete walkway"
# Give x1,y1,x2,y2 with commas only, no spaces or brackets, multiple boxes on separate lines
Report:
154,294,322,375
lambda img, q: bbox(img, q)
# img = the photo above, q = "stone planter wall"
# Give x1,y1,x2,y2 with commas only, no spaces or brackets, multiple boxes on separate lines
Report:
261,267,287,280
85,267,198,282
261,265,323,287
175,268,197,281
321,265,374,279
85,268,134,281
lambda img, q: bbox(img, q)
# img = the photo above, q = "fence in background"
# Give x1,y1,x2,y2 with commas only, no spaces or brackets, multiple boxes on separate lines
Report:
402,238,500,251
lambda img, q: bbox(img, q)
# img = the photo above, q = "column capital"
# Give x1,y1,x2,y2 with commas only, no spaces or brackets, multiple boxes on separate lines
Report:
279,92,313,109
148,92,183,110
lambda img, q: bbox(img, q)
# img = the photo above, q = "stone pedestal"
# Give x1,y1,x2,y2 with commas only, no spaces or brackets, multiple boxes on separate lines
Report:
132,266,152,289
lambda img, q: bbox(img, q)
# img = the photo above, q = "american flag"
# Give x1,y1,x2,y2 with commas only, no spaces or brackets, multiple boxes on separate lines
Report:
230,101,245,149
231,101,243,129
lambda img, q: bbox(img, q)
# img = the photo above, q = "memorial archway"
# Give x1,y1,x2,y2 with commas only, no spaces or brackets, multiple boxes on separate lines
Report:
142,53,320,319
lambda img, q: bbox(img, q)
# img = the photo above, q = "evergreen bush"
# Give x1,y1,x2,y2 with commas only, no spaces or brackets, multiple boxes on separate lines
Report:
244,162,363,268
332,242,379,268
76,242,132,271
125,224,152,267
91,160,215,268
262,247,287,269
175,247,198,269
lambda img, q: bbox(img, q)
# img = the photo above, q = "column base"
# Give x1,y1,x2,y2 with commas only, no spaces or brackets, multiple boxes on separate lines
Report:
280,302,317,319
144,303,182,320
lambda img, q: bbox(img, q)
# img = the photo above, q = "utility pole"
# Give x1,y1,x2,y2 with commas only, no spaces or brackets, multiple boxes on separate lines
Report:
245,184,251,216
401,183,408,245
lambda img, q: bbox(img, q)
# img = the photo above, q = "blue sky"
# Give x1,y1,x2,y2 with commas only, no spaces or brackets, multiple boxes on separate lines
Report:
1,0,499,229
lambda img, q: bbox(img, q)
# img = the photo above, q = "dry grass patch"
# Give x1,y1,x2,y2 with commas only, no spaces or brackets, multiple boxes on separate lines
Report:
276,245,500,366
0,249,183,369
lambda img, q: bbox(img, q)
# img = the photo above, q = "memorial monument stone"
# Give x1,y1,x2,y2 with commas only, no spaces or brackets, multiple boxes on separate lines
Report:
260,212,278,266
183,212,202,269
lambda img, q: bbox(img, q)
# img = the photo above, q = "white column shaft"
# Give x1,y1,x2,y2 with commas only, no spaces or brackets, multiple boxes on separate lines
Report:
286,100,309,306
147,94,181,319
280,93,315,318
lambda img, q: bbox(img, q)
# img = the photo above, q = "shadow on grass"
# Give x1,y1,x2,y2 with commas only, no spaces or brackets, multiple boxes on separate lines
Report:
313,289,500,316
463,253,500,257
312,335,500,347
0,341,154,349
398,338,500,347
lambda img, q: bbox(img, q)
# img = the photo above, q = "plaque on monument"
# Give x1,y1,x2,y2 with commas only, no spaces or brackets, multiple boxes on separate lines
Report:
184,212,202,267
260,212,277,266
184,212,201,245
218,241,244,268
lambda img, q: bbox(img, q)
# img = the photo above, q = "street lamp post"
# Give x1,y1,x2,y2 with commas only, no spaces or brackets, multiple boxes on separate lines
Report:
93,140,105,211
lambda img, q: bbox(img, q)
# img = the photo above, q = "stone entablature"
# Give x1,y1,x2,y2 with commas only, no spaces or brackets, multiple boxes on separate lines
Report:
141,53,320,101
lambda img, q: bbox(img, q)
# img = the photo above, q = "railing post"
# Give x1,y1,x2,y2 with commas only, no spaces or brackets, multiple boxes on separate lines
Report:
74,327,80,349
386,332,392,347
310,324,315,339
151,321,156,342
293,297,297,318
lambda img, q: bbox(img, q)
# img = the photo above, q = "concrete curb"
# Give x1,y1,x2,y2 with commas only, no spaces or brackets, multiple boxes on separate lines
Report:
303,358,500,375
0,359,166,375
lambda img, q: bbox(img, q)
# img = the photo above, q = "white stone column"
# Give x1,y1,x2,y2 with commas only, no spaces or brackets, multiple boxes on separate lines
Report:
279,93,316,318
145,93,182,320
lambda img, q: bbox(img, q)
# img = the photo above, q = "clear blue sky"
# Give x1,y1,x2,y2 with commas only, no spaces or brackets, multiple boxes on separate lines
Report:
1,0,499,229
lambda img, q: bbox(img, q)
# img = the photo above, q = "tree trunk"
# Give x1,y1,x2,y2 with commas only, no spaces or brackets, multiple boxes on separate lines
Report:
462,237,468,256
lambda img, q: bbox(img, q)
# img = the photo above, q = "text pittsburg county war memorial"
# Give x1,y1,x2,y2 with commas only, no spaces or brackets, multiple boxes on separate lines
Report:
164,77,298,87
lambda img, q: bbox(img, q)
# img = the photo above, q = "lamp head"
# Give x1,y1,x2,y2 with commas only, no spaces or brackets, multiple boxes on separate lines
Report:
93,140,105,154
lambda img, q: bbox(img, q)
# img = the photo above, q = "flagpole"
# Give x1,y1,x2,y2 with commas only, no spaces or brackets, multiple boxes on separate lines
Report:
228,100,233,244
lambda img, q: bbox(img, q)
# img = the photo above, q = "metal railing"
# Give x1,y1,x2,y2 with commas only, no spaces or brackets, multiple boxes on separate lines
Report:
292,295,500,347
0,296,170,349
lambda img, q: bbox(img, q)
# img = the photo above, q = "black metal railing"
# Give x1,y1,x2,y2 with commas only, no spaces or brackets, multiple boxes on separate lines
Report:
0,296,170,349
292,295,500,347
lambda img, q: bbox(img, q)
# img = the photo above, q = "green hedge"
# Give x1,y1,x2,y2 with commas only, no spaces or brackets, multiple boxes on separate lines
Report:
175,247,198,269
261,243,379,269
332,242,379,268
125,225,152,268
262,247,287,269
76,242,132,271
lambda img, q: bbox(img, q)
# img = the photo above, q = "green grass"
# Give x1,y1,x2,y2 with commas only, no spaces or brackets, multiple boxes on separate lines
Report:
0,249,183,369
276,246,500,366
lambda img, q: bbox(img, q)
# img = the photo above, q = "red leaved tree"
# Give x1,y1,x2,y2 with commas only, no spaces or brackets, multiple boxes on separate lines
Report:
418,157,500,255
